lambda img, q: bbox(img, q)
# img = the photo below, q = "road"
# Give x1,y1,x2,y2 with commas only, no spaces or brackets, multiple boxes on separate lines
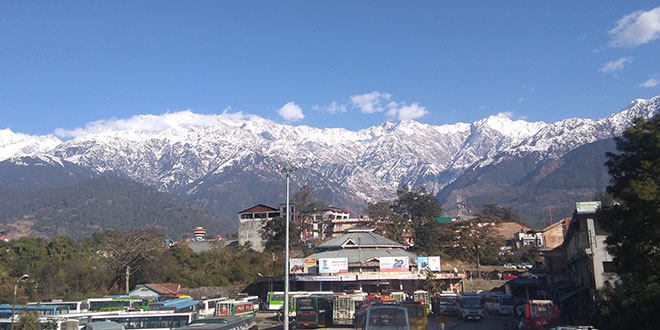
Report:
257,312,517,330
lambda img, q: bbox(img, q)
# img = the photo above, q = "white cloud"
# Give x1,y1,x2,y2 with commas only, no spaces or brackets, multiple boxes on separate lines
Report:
278,101,305,121
54,109,250,138
313,101,347,114
609,6,660,47
351,91,429,121
350,91,392,114
385,102,428,121
392,103,428,121
599,57,633,73
639,78,659,88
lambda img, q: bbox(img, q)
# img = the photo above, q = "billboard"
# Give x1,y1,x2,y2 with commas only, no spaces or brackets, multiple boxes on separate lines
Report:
576,201,601,214
417,256,441,272
379,256,410,272
319,258,348,274
304,258,318,274
290,258,305,274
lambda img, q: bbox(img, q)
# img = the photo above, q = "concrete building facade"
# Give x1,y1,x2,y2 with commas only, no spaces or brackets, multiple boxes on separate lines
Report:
238,204,280,252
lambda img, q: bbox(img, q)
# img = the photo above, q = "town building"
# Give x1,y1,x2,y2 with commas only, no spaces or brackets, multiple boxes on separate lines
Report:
328,216,373,237
238,204,280,252
300,205,350,240
245,228,463,296
552,201,616,324
129,283,181,298
540,218,569,249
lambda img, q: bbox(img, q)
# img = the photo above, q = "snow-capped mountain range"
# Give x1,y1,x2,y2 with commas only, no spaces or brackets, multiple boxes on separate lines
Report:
1,95,659,222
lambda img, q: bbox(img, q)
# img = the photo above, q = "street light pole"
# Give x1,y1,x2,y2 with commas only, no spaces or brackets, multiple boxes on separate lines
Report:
277,165,295,330
10,274,29,330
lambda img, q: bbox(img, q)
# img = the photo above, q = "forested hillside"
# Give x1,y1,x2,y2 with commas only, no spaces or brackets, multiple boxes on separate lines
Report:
0,176,227,239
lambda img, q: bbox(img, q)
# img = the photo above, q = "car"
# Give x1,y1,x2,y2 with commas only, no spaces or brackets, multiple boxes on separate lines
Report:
503,263,516,270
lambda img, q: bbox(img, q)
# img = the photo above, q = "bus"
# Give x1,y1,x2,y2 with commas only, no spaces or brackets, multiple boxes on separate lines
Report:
412,291,431,314
295,296,332,329
0,304,70,316
90,312,194,330
432,292,457,315
267,292,285,311
176,315,257,330
522,300,559,330
480,292,514,315
198,298,229,318
456,293,484,321
332,294,365,326
148,298,198,313
87,298,146,312
82,321,126,330
388,292,405,303
401,302,428,330
235,296,260,312
355,305,409,330
215,300,255,317
28,300,89,313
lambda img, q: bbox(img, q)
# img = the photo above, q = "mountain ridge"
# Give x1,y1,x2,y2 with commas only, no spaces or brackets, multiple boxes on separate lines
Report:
1,95,658,231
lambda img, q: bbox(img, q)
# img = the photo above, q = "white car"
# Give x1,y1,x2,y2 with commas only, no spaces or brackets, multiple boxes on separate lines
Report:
503,263,516,270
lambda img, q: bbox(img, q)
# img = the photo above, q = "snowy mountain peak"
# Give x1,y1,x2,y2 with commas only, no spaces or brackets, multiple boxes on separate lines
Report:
2,94,659,213
0,129,61,162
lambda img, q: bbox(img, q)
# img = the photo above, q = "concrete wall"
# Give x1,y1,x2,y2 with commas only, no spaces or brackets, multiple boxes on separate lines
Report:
238,218,267,252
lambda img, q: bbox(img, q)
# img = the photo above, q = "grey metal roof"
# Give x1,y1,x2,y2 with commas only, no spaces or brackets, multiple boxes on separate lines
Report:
307,248,416,264
318,231,405,249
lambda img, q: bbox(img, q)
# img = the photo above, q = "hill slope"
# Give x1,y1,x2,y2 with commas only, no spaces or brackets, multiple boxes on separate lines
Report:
0,175,226,239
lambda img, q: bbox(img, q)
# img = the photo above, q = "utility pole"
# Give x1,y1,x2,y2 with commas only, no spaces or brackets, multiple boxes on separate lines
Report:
126,265,130,294
11,274,29,330
277,165,296,330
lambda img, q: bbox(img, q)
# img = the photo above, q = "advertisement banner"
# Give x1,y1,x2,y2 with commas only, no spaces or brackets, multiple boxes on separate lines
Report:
319,258,349,274
379,256,410,272
304,258,318,274
417,256,441,272
290,258,304,274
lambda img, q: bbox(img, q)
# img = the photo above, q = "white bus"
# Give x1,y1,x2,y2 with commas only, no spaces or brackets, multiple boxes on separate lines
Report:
198,298,229,318
28,300,89,313
456,293,485,321
90,311,194,330
480,292,514,315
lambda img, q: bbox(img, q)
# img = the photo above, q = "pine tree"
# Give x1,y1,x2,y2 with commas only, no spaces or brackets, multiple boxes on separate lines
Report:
597,115,660,329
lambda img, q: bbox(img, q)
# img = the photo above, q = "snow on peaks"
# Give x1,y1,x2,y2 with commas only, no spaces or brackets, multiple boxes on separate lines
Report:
54,109,253,138
0,128,61,162
475,113,546,138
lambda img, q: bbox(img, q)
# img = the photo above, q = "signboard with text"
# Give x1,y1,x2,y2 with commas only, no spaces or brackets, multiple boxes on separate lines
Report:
319,258,348,273
379,256,410,272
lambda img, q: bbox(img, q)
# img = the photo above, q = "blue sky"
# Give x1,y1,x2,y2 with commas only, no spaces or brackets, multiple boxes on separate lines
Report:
1,1,660,136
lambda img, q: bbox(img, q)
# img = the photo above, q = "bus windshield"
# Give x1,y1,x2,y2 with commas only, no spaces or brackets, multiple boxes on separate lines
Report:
270,294,284,302
530,304,555,318
460,298,482,309
298,299,315,311
440,297,456,305
368,308,407,330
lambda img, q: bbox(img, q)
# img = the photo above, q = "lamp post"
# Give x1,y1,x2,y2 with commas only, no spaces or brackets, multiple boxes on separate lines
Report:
10,274,29,330
277,165,295,330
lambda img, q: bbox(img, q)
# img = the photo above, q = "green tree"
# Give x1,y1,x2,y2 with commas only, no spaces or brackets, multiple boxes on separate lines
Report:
260,217,300,252
391,186,443,250
597,115,660,329
367,201,410,243
479,204,521,222
15,310,39,330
